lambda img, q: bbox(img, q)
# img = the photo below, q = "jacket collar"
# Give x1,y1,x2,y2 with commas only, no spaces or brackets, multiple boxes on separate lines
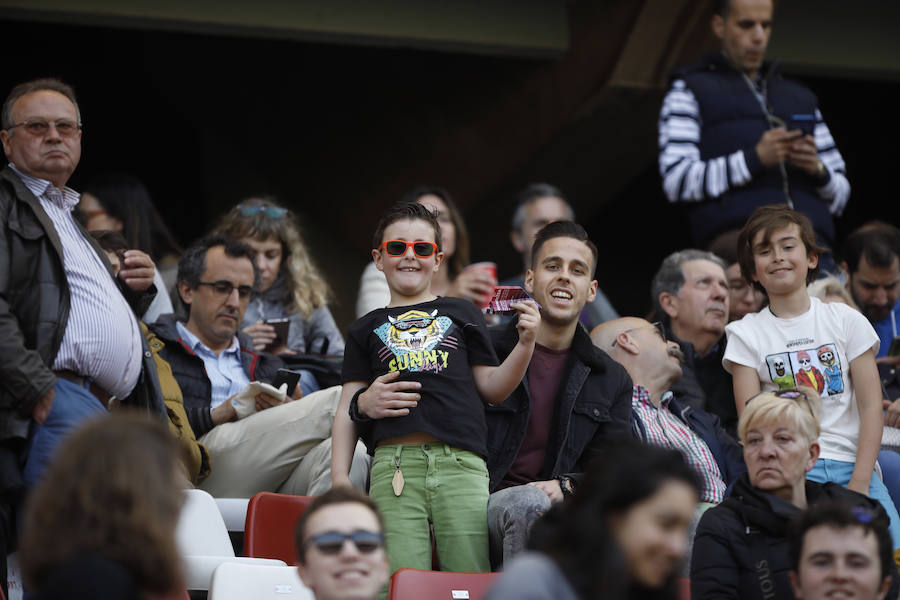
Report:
700,51,781,83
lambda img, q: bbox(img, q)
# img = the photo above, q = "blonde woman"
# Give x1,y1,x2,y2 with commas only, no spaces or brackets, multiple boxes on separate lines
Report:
690,388,897,600
215,197,343,393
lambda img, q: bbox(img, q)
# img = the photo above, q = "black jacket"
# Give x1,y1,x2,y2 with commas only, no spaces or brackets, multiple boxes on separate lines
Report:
150,314,283,437
0,166,163,444
485,319,633,491
632,394,745,488
691,473,897,600
667,329,737,437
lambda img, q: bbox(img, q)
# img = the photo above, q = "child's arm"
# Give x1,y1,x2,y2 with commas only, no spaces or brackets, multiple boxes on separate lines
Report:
848,348,882,496
473,300,540,404
731,362,761,416
331,380,366,489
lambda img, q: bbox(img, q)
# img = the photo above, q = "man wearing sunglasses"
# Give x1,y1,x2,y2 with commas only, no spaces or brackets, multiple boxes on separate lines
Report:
0,78,166,597
295,488,389,600
151,234,369,497
593,317,745,509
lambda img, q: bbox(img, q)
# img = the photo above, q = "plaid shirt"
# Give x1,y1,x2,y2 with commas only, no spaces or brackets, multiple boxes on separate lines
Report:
632,385,726,503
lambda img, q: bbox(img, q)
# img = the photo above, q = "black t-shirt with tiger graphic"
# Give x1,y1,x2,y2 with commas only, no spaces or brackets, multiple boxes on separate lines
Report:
342,296,499,458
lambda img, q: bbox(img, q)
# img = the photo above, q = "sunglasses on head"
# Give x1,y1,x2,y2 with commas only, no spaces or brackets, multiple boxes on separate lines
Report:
746,388,816,418
381,240,438,258
236,204,287,219
304,530,384,555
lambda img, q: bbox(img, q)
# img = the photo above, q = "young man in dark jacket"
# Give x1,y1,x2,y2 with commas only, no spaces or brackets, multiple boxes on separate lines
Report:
484,222,633,567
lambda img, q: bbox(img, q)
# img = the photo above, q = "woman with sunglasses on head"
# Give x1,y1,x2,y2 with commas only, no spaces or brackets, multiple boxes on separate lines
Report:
214,197,344,395
355,186,496,317
487,441,700,600
691,387,898,600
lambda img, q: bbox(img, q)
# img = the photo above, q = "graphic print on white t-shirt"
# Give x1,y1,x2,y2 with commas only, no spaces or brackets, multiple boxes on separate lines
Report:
765,343,844,397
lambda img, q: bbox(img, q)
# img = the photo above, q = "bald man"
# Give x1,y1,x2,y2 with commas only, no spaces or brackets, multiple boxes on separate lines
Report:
592,317,744,505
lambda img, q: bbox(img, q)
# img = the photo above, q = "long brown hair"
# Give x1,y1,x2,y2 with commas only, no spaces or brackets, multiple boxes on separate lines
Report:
214,196,332,318
20,412,185,596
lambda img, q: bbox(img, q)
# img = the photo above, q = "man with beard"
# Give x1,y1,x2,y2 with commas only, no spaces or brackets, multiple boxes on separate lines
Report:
651,250,737,435
593,317,744,507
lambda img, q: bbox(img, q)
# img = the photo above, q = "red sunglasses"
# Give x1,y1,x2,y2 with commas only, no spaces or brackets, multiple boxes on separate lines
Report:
381,240,438,258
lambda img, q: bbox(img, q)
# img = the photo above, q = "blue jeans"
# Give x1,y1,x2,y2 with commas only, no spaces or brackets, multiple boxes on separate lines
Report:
23,377,106,488
807,458,900,550
297,369,320,397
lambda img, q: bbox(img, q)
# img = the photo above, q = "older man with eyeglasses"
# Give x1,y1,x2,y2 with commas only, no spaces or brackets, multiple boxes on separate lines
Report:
150,234,369,498
0,78,167,598
592,317,745,509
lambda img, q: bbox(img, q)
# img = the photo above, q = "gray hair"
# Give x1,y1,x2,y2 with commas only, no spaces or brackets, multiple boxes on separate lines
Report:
2,78,81,131
510,182,573,232
651,249,727,323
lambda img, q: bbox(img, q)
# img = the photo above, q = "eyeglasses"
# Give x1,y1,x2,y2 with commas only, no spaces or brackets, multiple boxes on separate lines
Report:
236,204,287,219
381,240,438,258
7,117,82,138
197,280,254,299
304,530,384,555
612,321,666,347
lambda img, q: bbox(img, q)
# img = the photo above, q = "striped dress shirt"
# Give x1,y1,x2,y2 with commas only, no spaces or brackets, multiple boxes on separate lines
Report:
10,164,142,399
632,385,726,504
175,321,250,409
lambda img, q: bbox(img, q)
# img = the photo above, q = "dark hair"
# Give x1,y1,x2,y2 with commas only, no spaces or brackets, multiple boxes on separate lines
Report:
294,487,385,566
788,499,893,581
89,229,129,253
20,412,185,596
175,233,259,316
511,182,573,232
651,249,727,325
737,205,825,292
82,173,182,260
716,0,778,18
401,185,470,279
841,221,900,275
707,230,740,266
214,196,332,318
2,78,80,130
530,220,598,275
530,440,700,600
371,202,442,253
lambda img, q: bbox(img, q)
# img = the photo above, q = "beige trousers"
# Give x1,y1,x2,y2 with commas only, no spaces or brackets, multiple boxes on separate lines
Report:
198,385,370,497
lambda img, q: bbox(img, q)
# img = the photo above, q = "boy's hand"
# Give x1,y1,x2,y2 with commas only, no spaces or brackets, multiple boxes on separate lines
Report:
358,371,421,419
513,300,540,346
885,398,900,428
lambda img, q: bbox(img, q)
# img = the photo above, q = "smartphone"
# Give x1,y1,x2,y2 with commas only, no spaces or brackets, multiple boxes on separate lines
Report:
264,318,290,352
889,336,900,357
271,368,301,397
789,113,815,137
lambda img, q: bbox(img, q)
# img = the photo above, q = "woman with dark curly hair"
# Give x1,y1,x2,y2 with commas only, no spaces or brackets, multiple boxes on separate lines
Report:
215,197,344,394
20,412,185,600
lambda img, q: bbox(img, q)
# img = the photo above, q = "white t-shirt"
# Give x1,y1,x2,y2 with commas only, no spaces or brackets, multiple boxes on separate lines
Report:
723,297,879,462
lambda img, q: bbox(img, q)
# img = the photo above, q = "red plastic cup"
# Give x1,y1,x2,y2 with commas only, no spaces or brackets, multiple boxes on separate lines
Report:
464,262,498,308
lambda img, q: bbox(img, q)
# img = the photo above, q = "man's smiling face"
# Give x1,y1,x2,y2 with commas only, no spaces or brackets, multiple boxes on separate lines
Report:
525,236,597,327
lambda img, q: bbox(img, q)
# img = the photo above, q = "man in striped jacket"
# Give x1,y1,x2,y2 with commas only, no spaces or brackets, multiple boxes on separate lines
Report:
657,0,849,259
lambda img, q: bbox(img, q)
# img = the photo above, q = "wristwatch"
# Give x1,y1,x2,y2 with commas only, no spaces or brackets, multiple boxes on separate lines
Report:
558,475,576,498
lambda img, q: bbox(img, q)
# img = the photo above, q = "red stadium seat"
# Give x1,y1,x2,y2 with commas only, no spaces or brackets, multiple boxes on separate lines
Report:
243,492,315,564
387,568,498,600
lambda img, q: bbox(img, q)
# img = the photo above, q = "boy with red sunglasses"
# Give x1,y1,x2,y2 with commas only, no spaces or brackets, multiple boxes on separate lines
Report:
332,202,539,580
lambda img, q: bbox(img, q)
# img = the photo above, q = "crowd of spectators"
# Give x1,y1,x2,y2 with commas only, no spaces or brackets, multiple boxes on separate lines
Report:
2,0,900,599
